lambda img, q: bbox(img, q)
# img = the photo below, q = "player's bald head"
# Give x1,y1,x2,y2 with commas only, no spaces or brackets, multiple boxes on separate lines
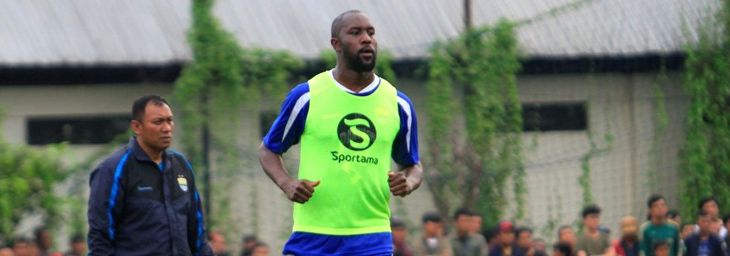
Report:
331,10,365,38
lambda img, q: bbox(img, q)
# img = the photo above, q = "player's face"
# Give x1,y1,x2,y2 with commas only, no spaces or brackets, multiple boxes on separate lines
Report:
132,103,174,152
336,13,377,72
650,199,668,219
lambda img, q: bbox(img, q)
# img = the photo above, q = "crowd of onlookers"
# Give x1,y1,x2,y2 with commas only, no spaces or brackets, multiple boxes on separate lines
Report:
391,194,730,256
0,228,85,256
1,194,727,256
0,228,270,256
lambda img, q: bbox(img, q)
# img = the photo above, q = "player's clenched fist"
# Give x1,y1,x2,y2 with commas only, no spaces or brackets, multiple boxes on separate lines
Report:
281,179,320,203
388,172,413,197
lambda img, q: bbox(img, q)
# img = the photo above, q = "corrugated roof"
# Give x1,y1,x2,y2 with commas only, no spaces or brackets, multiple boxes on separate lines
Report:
0,0,720,66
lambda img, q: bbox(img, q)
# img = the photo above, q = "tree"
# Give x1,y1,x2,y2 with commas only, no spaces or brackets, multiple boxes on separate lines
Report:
680,0,730,221
0,114,69,242
174,0,302,232
425,20,525,227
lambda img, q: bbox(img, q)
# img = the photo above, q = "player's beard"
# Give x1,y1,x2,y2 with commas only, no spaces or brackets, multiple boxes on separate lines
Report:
344,47,376,73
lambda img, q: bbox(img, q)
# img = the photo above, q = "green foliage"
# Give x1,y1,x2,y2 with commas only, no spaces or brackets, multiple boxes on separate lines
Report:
174,0,303,232
680,0,730,222
319,49,397,83
0,114,69,241
578,132,613,206
425,20,525,227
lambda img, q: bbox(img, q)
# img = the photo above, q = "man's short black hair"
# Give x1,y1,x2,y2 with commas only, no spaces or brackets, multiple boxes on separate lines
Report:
553,242,574,256
422,212,442,224
698,196,719,210
390,217,406,228
242,234,257,243
515,227,533,236
697,209,713,218
667,209,679,219
557,225,573,237
647,194,665,208
331,10,363,38
10,237,31,247
581,204,602,218
652,239,670,251
132,95,169,121
453,208,473,220
70,233,84,244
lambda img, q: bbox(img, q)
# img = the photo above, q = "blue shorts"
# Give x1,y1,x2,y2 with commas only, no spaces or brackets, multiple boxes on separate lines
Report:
282,232,392,256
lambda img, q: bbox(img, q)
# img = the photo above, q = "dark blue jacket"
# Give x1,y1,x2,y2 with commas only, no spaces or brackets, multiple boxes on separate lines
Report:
683,233,725,256
87,138,212,256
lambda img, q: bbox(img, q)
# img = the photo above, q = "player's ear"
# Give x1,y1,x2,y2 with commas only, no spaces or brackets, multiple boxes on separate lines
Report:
130,119,142,135
331,37,341,52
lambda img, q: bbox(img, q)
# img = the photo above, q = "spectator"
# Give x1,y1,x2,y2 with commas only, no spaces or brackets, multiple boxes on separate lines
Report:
613,216,640,256
515,227,533,256
239,235,258,256
391,217,414,256
553,242,575,256
684,210,724,256
558,225,578,254
451,208,487,256
414,212,452,256
11,237,32,256
576,204,611,256
723,215,730,255
667,210,681,227
208,231,230,256
653,240,670,256
532,238,548,256
34,227,56,256
250,242,269,256
680,223,695,241
485,226,500,248
641,194,680,256
63,234,85,256
0,246,13,256
489,221,524,256
697,197,727,238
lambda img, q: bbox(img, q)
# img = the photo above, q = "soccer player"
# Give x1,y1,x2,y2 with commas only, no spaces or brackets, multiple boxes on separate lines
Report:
258,9,422,255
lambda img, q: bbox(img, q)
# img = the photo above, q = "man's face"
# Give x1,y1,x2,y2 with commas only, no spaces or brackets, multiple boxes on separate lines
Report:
251,245,269,256
392,226,407,243
333,12,377,73
620,217,638,237
132,102,174,152
12,242,31,256
423,221,442,237
681,224,694,239
517,231,532,249
650,199,668,219
584,214,601,230
456,215,471,233
209,233,226,253
500,231,515,246
702,201,719,217
654,244,670,256
71,241,86,254
559,228,576,246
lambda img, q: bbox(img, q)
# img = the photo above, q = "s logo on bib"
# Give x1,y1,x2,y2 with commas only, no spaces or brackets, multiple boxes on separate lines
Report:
337,113,376,151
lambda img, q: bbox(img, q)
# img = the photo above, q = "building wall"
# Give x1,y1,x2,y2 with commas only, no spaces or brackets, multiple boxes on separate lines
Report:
0,71,688,251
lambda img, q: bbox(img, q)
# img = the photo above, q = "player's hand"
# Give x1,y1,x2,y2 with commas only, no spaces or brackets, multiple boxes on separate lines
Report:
281,179,319,204
388,172,413,197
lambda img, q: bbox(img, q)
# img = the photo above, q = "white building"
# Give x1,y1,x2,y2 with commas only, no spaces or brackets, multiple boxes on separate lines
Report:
0,0,719,252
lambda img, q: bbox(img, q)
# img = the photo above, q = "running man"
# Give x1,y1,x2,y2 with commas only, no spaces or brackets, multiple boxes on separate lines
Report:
258,10,423,255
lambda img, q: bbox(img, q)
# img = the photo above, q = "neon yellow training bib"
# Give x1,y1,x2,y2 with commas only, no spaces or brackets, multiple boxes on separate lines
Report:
293,71,400,235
